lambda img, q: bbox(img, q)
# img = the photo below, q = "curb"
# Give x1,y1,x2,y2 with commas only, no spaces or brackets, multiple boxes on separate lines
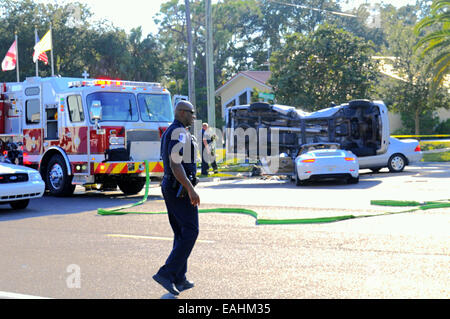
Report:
198,173,251,182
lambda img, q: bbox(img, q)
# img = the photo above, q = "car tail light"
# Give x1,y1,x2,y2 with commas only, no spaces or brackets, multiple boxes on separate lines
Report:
414,145,421,152
345,157,356,161
301,159,315,163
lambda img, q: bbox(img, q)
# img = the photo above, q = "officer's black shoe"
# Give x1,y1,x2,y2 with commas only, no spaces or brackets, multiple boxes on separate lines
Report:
152,274,180,296
175,279,195,292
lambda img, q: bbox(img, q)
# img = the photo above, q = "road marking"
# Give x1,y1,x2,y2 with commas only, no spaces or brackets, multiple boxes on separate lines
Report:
106,234,215,244
0,291,51,299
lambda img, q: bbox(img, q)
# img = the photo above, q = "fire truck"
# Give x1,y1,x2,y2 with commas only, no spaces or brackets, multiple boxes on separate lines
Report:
0,76,173,196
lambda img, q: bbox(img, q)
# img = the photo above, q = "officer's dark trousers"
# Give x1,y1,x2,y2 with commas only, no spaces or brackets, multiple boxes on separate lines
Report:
157,180,199,284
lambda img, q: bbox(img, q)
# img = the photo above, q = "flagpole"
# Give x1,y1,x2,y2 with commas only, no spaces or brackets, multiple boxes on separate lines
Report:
15,32,20,82
34,27,39,77
50,23,54,77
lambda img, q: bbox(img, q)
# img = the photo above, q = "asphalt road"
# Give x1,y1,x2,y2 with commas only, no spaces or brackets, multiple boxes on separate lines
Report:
0,162,448,299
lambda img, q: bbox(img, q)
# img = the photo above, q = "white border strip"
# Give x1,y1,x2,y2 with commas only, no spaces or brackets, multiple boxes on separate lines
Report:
0,291,51,299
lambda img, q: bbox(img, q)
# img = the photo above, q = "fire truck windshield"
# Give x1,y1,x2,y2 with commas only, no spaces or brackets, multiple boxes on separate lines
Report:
137,93,174,122
87,92,139,122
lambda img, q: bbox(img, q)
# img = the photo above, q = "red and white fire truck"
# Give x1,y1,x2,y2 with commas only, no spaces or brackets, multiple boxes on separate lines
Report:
0,76,173,196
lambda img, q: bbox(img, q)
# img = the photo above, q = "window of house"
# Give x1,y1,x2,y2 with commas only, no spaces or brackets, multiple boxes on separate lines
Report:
239,91,247,105
226,99,236,108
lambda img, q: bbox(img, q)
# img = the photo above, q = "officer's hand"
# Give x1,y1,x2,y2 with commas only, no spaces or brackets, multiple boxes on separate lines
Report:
188,188,200,207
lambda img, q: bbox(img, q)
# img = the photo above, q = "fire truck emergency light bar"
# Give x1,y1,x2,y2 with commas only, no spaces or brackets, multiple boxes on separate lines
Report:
68,79,163,89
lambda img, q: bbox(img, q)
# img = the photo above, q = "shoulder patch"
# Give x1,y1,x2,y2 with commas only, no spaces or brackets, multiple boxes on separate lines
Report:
178,132,186,143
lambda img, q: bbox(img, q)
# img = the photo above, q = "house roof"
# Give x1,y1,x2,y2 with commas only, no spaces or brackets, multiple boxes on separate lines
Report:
215,70,272,95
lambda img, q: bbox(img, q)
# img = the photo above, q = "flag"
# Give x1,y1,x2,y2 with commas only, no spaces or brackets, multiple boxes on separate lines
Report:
1,40,17,71
35,33,48,65
33,29,52,63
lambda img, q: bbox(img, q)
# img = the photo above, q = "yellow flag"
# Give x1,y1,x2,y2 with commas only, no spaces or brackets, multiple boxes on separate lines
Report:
33,29,52,63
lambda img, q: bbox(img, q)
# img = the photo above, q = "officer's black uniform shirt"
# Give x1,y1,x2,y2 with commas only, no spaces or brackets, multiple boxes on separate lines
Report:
160,119,197,179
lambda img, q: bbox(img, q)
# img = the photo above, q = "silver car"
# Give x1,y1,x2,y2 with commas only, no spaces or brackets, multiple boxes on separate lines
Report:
358,137,422,173
0,163,45,209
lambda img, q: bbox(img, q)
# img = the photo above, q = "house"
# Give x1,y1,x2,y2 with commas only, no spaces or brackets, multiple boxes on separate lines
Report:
215,71,272,118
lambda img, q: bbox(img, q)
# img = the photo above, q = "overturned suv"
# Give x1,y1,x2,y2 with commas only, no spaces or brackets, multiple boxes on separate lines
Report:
225,99,390,177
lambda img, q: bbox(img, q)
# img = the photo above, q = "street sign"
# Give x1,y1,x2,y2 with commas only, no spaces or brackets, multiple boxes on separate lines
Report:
258,92,274,100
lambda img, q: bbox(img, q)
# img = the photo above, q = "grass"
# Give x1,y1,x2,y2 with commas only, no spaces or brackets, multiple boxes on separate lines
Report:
198,172,237,178
199,148,254,175
419,140,450,151
419,140,450,162
422,151,450,162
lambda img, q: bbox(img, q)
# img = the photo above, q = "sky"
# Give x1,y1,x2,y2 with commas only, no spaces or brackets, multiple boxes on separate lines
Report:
36,0,419,36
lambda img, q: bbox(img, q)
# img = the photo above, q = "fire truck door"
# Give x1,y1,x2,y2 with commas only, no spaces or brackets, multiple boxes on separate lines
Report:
23,97,43,155
63,95,88,155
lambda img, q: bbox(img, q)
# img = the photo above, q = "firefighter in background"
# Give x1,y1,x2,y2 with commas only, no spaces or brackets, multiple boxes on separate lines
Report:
201,122,218,175
153,100,200,296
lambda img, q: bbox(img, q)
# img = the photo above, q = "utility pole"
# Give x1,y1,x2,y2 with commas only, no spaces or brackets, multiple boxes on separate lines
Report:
205,0,215,128
185,0,196,106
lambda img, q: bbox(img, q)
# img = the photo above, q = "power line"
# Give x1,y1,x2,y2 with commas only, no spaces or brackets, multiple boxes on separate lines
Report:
267,0,358,18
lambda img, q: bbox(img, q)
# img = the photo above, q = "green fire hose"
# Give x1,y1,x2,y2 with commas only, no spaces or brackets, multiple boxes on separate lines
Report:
97,161,450,224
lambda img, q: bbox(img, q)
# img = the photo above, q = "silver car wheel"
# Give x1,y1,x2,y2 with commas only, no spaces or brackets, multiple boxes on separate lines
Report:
389,154,406,172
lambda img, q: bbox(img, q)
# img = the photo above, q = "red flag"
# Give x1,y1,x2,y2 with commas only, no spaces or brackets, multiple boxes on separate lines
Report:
1,40,17,71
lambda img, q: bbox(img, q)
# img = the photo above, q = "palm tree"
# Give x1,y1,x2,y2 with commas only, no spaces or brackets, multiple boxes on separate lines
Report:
414,0,450,92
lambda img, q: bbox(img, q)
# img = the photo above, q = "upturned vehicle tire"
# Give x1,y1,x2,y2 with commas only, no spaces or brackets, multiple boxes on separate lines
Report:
10,199,30,209
46,154,75,196
118,179,146,195
388,153,406,173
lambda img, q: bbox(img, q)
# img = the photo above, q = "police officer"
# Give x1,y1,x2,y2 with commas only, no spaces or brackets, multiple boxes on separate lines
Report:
153,100,200,296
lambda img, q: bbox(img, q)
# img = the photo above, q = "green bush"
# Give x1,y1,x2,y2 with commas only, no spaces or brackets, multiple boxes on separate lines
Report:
435,119,450,134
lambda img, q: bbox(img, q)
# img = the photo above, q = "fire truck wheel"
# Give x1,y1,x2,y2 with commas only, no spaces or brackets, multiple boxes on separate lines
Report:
46,154,76,197
118,179,145,195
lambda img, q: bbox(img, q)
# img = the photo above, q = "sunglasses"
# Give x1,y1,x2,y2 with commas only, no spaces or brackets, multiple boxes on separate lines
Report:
181,109,195,114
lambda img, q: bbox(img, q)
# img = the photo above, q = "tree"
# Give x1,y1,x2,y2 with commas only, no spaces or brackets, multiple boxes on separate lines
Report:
0,0,99,79
379,1,449,135
0,0,164,82
269,24,378,110
414,0,450,92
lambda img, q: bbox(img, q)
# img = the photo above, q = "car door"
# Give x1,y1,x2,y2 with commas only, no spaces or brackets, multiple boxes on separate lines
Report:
358,142,392,169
